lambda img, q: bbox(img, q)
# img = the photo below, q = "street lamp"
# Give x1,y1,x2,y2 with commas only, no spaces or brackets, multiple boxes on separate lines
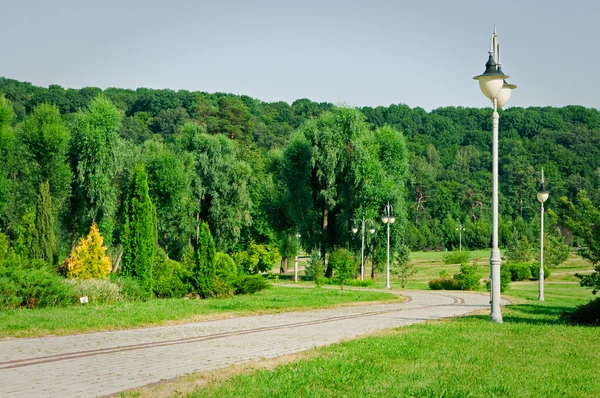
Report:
456,223,465,251
294,232,301,283
537,169,549,301
473,25,517,323
352,217,375,281
382,202,395,289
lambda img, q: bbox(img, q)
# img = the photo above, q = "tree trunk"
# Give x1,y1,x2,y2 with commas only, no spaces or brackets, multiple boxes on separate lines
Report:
112,247,123,273
371,259,377,279
280,256,289,274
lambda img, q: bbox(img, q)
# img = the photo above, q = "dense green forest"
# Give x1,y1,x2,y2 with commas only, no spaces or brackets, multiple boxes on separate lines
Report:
1,76,600,277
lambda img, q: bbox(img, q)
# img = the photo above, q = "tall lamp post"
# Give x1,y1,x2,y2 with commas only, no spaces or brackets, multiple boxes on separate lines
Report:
473,26,517,323
294,232,301,283
353,217,376,281
456,223,465,251
381,202,395,289
537,169,549,301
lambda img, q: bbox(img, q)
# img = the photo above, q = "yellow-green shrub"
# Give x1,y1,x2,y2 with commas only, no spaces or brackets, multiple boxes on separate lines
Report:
66,223,111,279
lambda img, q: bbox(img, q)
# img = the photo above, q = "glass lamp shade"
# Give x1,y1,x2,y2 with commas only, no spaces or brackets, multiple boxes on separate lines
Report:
475,76,505,100
537,191,549,203
369,228,376,234
382,216,389,224
388,217,396,224
473,54,508,100
495,82,517,109
352,227,358,234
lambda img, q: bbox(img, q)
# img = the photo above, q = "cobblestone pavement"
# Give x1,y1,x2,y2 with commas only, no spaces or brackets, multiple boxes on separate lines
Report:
0,290,503,398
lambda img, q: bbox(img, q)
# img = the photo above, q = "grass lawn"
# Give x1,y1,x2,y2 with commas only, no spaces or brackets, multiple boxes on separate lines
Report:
276,250,594,291
179,282,599,398
0,286,398,338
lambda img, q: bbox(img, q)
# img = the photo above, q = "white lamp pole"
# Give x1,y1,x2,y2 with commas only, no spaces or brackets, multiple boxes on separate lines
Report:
473,26,517,323
382,202,395,289
537,169,549,301
456,223,465,251
353,217,376,281
294,232,301,283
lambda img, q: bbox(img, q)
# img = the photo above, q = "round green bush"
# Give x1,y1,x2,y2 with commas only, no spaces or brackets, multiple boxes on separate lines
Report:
508,263,532,281
454,264,481,290
215,252,237,282
529,263,551,280
152,248,189,298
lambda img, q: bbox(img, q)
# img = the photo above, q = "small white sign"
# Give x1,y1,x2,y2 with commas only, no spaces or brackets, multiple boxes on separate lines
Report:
80,296,89,304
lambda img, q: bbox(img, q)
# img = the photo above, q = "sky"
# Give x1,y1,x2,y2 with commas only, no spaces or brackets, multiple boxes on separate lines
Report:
1,0,598,111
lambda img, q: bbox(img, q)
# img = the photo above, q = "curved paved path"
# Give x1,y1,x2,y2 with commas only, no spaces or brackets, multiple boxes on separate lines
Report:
0,290,503,398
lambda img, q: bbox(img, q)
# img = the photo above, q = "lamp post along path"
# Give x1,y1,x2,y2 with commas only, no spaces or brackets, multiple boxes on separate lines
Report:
294,233,301,283
353,217,375,281
456,223,465,251
382,203,395,289
537,169,549,301
473,26,517,323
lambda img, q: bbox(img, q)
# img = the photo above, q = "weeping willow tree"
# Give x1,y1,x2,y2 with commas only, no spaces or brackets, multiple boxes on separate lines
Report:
71,95,121,246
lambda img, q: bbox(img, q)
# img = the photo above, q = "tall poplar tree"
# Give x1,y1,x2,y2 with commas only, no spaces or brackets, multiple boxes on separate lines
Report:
122,164,155,296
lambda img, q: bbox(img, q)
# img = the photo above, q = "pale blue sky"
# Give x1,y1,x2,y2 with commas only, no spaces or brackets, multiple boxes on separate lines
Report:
2,0,598,110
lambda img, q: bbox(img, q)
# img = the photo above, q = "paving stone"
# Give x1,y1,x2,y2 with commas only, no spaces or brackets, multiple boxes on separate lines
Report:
0,290,503,398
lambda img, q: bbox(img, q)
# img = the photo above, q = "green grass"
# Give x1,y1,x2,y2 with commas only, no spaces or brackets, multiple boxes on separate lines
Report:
276,250,594,293
0,286,397,338
187,282,599,398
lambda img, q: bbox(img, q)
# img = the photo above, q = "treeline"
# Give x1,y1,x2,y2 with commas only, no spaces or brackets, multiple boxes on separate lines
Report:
1,76,600,267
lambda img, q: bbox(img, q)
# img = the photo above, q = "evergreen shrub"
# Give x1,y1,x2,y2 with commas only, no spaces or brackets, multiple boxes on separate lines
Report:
215,252,237,282
66,223,111,279
233,275,270,295
562,297,600,326
0,263,74,309
152,248,189,298
193,223,216,298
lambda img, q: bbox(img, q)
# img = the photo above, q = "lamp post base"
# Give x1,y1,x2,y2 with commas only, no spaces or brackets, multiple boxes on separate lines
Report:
490,247,503,323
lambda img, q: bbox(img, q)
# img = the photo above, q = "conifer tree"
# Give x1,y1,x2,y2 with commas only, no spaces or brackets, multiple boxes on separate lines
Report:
193,222,216,298
122,164,155,296
66,223,111,279
31,181,57,264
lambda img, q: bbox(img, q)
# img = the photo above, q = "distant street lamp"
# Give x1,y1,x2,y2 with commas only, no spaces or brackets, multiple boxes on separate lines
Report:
537,169,549,301
353,217,376,281
456,223,465,251
294,232,301,283
381,202,395,289
473,25,517,323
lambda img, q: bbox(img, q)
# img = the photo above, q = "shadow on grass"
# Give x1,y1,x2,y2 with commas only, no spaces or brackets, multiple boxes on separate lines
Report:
469,303,574,325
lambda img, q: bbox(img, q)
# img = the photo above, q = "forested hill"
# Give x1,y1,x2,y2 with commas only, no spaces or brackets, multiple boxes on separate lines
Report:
1,76,600,256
